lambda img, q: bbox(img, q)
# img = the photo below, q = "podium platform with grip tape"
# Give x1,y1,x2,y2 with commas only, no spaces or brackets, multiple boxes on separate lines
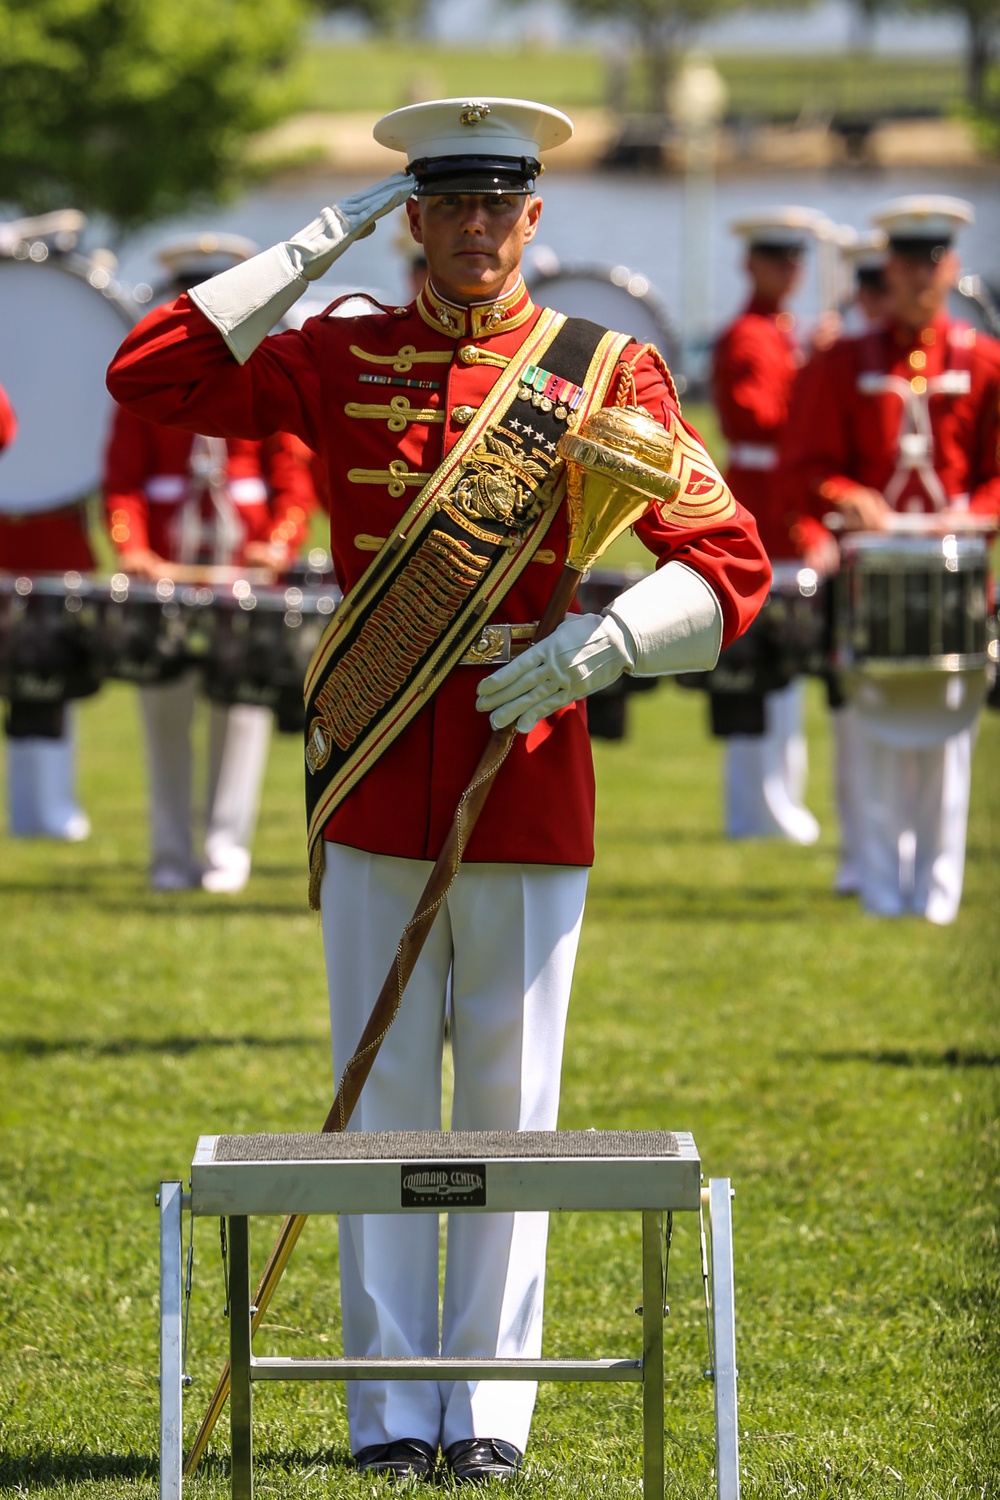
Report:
158,1129,739,1499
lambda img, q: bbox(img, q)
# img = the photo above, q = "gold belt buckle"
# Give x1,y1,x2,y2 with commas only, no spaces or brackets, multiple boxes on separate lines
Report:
459,622,536,667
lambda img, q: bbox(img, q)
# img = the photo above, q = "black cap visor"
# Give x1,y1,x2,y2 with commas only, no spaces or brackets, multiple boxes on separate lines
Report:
749,240,807,259
888,236,951,263
408,154,540,196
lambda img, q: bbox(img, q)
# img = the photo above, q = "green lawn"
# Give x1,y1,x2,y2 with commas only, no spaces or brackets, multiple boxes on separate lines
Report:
0,658,997,1495
295,42,994,122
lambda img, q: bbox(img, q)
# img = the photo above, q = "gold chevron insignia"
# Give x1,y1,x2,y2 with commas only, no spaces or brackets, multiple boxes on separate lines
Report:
662,420,736,524
344,396,444,431
350,344,454,374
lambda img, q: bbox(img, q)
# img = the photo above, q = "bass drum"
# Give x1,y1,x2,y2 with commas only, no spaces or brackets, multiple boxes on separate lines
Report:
526,261,682,376
0,248,135,515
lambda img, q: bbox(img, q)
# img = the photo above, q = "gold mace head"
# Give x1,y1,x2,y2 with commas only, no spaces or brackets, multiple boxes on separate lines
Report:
556,406,682,573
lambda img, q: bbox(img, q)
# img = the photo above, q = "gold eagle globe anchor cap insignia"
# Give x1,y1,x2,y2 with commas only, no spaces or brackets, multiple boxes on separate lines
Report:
372,96,573,196
557,407,682,573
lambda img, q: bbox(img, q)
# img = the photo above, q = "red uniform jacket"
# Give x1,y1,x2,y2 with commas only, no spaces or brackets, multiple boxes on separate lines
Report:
107,277,770,866
0,377,98,573
780,312,1000,520
712,296,826,560
0,382,15,452
103,409,317,564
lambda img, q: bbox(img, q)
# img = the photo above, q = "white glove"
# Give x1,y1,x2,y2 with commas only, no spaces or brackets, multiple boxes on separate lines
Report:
189,173,416,364
476,612,634,733
476,561,723,733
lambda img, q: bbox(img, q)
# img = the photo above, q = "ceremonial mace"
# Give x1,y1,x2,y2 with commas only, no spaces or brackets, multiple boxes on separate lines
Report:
184,405,682,1475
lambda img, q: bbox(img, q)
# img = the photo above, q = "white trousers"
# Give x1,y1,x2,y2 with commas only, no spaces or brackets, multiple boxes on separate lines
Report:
319,843,589,1455
138,673,271,889
724,679,820,844
832,705,865,895
855,725,973,925
5,710,90,841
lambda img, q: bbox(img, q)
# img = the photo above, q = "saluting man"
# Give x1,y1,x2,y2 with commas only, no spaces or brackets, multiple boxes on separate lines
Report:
107,99,769,1481
710,209,833,845
103,235,319,892
782,196,1000,924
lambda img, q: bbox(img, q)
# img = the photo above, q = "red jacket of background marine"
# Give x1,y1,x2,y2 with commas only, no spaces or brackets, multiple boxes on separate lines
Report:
107,279,770,866
781,312,1000,520
0,371,94,573
712,295,829,561
102,410,318,567
0,382,15,453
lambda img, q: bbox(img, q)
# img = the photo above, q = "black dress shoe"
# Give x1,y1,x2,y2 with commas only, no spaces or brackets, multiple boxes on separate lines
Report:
354,1439,437,1479
443,1438,523,1484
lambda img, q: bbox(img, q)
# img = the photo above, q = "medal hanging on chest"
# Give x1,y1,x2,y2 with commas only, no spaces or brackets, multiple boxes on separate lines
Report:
517,363,586,423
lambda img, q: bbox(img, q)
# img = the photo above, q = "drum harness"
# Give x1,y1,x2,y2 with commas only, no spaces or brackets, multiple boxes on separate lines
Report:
167,434,249,567
856,324,974,513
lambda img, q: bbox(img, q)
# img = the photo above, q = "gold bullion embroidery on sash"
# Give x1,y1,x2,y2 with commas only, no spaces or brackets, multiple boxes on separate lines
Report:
307,532,490,767
344,396,444,431
350,344,454,374
354,534,557,562
347,460,433,498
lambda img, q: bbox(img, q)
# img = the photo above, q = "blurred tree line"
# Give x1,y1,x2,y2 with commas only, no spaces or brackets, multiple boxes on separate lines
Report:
0,0,995,234
0,0,309,231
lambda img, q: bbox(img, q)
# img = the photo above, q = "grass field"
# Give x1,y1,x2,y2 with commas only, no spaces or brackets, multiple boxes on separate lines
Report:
295,42,996,122
0,632,997,1497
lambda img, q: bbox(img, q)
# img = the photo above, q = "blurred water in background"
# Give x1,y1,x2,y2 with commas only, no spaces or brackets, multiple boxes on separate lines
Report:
110,167,1000,349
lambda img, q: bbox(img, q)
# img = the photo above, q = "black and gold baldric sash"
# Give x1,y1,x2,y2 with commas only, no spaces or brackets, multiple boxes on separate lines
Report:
304,310,634,906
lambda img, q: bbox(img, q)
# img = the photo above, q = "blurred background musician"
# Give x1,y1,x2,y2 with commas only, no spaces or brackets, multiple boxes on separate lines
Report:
710,208,834,845
820,227,891,894
782,196,1000,924
0,211,102,843
102,234,319,892
840,228,890,335
0,381,15,451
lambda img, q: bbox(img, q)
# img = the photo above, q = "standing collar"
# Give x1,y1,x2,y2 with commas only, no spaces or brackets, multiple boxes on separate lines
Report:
417,276,535,339
888,310,950,349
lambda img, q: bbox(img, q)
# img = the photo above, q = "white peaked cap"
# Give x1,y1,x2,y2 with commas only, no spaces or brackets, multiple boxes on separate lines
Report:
871,195,974,244
840,227,888,268
729,206,834,247
156,232,259,278
373,97,573,164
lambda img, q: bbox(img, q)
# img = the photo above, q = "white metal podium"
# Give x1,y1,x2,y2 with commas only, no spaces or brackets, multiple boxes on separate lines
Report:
159,1129,738,1499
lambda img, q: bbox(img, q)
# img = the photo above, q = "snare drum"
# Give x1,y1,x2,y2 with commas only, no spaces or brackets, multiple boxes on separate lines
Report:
835,531,992,745
834,532,989,672
201,581,342,732
0,572,104,705
97,574,201,684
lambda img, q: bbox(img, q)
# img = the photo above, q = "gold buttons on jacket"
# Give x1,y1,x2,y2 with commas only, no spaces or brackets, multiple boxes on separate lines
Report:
459,345,479,365
452,405,476,426
909,349,927,370
911,375,927,394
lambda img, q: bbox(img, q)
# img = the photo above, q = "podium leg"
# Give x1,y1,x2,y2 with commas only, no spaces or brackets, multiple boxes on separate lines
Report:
641,1210,665,1499
709,1180,739,1500
159,1181,183,1500
229,1216,253,1500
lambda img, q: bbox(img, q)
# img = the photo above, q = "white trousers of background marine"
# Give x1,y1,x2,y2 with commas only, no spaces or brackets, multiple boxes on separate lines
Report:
139,672,271,891
723,679,820,844
320,842,589,1456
